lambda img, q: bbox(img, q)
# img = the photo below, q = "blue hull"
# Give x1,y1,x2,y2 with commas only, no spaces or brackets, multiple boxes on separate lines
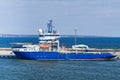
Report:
13,51,116,60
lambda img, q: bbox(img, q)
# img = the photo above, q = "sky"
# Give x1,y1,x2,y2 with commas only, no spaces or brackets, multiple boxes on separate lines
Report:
0,0,120,37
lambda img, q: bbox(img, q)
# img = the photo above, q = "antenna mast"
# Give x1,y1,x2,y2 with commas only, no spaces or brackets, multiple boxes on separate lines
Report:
75,29,77,54
75,29,77,46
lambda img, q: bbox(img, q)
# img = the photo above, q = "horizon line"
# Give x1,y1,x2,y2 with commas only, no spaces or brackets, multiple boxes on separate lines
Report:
0,34,119,37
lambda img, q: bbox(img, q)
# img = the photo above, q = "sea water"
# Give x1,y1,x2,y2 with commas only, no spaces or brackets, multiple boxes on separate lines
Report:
0,36,120,80
0,59,120,80
0,36,120,49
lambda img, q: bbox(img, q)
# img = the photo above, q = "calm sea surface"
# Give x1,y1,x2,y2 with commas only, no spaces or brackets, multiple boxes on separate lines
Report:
0,58,120,80
0,36,120,49
0,36,120,80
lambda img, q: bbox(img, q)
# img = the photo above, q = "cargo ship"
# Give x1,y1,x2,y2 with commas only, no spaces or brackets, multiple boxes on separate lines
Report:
12,20,116,60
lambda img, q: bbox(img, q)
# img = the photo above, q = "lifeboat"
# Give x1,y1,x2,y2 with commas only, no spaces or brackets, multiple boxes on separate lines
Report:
40,44,50,49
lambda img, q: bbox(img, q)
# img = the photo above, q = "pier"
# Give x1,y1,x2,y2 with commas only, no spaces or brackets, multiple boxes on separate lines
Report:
0,48,15,58
0,48,120,59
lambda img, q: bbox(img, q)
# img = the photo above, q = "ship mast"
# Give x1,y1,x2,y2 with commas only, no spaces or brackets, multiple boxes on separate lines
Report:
47,20,53,33
74,29,77,53
75,29,77,46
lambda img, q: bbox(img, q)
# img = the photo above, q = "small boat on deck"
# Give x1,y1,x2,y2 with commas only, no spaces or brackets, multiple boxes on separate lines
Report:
11,20,116,60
